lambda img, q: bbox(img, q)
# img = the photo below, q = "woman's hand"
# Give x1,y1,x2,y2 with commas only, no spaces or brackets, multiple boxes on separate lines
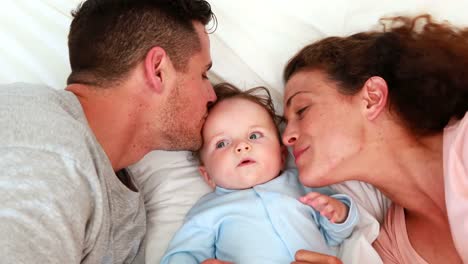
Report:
292,250,342,264
201,259,233,264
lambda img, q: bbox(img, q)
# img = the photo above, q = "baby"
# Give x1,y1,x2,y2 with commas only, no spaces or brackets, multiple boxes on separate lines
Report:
161,83,359,264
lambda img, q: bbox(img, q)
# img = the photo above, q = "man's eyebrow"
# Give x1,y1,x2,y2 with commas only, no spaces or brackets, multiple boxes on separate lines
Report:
285,91,311,107
206,62,212,71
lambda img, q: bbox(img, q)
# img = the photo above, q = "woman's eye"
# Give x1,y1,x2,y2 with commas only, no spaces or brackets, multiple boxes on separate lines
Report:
216,140,228,149
296,106,309,118
249,132,263,140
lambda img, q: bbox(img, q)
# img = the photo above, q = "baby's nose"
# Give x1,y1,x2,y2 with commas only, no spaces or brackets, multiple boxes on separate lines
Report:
236,143,251,153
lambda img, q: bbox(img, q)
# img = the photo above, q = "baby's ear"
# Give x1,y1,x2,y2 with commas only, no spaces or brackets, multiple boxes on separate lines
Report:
199,166,216,189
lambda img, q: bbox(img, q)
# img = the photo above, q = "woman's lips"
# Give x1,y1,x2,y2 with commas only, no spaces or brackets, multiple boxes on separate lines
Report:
293,146,309,162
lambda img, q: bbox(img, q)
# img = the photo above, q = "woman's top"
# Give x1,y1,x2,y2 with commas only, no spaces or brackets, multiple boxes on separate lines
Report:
443,112,468,263
374,112,468,263
373,204,428,264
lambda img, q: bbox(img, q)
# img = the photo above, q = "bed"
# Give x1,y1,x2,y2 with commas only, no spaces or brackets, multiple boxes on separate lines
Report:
2,0,468,263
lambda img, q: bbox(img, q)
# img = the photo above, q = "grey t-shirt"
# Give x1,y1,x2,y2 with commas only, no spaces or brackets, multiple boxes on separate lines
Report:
0,83,146,263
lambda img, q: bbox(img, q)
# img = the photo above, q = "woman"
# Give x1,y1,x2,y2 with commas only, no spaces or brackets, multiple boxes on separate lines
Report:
282,15,468,264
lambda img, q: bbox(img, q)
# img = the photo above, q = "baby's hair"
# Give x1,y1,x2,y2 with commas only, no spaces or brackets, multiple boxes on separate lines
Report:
211,82,282,125
192,82,282,164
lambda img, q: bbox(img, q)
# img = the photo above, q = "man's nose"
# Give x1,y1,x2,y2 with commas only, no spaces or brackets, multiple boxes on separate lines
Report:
206,82,217,104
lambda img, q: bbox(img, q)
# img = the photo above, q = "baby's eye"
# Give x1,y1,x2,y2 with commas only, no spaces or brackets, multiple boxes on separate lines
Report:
249,132,263,140
216,140,228,149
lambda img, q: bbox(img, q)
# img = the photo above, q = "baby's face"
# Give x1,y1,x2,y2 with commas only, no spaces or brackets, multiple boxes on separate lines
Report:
199,98,283,189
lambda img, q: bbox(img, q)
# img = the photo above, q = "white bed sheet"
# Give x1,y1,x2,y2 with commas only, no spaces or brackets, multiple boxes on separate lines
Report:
2,0,468,263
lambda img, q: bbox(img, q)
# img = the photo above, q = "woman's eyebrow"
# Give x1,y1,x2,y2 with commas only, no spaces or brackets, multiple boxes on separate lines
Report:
285,91,312,107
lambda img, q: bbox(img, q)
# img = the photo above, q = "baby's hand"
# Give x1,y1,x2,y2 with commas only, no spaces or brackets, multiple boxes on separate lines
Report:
299,192,349,223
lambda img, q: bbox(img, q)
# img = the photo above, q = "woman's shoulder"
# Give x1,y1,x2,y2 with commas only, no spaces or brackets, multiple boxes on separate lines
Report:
444,112,468,140
443,111,468,193
443,111,468,263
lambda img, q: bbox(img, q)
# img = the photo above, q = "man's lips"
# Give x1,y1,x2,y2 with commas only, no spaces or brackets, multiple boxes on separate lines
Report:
293,146,309,162
237,158,256,167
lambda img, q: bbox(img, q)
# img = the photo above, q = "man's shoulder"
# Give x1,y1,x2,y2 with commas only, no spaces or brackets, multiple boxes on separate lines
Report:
0,82,77,116
0,83,102,170
0,82,63,97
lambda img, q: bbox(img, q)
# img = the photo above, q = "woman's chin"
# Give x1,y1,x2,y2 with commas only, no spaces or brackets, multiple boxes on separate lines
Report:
298,167,333,187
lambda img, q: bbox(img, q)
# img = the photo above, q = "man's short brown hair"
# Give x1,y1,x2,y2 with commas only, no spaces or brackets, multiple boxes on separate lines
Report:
67,0,215,86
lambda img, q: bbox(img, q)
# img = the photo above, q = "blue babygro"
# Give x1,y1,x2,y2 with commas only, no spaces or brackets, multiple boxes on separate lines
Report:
161,169,358,264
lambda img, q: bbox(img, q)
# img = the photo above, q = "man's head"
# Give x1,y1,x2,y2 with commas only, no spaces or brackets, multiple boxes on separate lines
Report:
68,0,215,86
198,83,286,190
153,21,216,151
67,0,217,152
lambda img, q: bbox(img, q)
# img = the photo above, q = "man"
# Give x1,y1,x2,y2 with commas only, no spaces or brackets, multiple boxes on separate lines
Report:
0,0,216,263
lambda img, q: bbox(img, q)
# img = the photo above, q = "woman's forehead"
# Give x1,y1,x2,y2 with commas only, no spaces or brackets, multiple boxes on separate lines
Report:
284,71,325,102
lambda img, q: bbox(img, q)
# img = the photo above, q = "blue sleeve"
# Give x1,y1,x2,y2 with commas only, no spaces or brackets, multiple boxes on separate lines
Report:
160,219,216,264
315,194,359,247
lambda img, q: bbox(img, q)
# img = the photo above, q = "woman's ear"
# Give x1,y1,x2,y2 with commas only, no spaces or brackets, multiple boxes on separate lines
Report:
361,76,388,120
144,46,171,94
199,166,216,189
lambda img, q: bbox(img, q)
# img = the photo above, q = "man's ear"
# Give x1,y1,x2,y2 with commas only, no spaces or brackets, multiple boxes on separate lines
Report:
144,46,171,93
361,76,388,120
199,166,216,189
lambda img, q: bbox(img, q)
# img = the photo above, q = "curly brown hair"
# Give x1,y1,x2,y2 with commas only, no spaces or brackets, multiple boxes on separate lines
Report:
67,0,216,86
192,82,282,164
284,14,468,136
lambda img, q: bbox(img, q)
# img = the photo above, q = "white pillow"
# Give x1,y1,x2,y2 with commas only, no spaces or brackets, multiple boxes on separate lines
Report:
0,0,79,88
3,1,468,264
129,151,211,263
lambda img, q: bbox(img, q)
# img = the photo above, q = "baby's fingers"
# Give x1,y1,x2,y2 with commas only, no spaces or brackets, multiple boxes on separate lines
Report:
299,192,322,204
320,205,337,222
300,193,329,211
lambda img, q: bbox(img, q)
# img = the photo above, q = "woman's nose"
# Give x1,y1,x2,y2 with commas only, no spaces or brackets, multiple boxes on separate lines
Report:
282,125,298,146
236,142,251,153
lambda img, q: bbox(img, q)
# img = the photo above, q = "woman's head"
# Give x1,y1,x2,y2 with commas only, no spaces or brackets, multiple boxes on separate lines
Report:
284,14,468,135
282,14,468,186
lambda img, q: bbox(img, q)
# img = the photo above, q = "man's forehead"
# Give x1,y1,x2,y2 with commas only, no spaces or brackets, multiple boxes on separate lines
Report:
191,23,212,67
186,50,211,71
194,22,210,48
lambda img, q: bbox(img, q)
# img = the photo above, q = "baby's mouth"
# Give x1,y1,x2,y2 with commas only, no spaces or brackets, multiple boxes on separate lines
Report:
237,158,256,167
